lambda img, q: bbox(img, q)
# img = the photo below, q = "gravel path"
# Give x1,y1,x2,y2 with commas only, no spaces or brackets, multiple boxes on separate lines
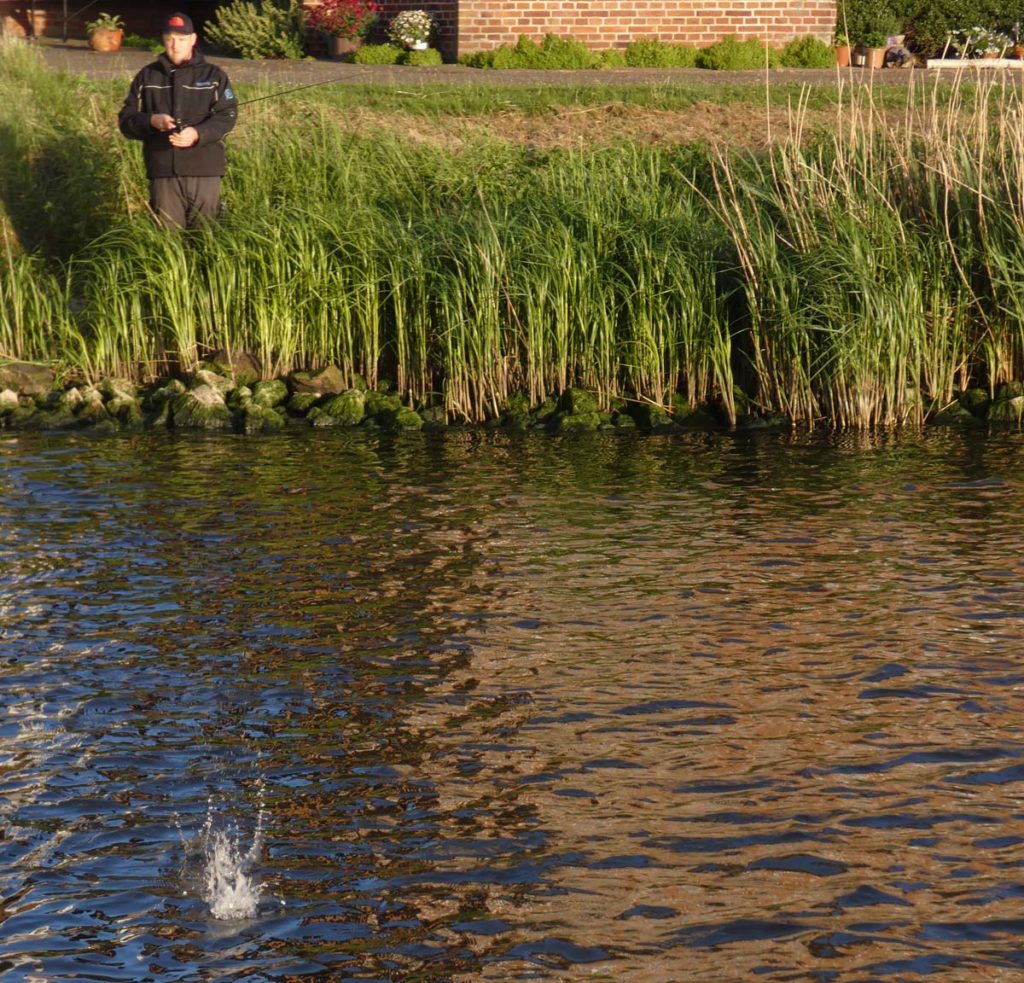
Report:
34,37,927,87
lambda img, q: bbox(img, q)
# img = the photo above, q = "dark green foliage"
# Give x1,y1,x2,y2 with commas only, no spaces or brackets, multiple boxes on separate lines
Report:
353,43,403,64
402,47,443,66
624,39,699,68
460,34,601,70
779,36,835,68
204,0,305,60
697,37,780,70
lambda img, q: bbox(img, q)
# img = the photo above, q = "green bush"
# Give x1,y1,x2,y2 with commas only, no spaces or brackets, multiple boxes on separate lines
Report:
899,0,1024,53
121,34,163,53
597,48,627,68
697,36,780,70
402,47,443,66
779,35,835,67
205,0,305,59
460,34,600,69
624,39,699,67
354,42,403,64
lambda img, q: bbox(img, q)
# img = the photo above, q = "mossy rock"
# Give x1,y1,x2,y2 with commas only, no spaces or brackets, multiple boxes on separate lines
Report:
227,386,253,410
107,395,143,427
532,396,558,423
930,401,983,427
558,388,599,416
239,403,284,433
996,380,1024,400
253,379,288,409
988,396,1024,425
394,406,424,429
551,410,601,433
612,411,636,429
75,395,111,426
319,389,366,426
364,390,403,421
0,389,18,416
203,349,262,387
170,384,233,429
503,392,531,417
191,369,234,397
291,365,347,396
630,402,673,429
959,388,990,418
0,361,54,396
56,387,84,411
141,378,186,413
504,412,532,432
287,392,320,415
100,377,137,401
419,404,447,426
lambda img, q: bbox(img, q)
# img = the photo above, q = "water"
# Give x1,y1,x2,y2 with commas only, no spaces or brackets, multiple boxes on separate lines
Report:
2,427,1024,980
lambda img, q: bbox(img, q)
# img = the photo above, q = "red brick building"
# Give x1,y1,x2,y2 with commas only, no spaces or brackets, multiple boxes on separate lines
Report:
2,1,837,59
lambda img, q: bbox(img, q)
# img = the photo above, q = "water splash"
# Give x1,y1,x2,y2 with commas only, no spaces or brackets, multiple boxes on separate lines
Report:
179,782,266,920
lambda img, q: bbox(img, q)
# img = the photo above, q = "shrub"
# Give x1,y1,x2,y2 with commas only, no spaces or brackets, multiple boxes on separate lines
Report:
597,48,627,68
402,47,443,65
120,34,163,53
779,35,835,67
205,0,305,59
899,0,1024,54
354,42,403,63
697,36,780,70
624,39,699,67
460,34,600,69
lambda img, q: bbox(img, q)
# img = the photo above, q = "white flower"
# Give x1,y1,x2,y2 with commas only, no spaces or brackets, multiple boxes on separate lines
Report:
388,9,434,47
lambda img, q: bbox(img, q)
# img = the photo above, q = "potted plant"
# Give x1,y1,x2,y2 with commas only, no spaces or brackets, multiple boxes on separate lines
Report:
306,0,380,59
834,30,851,67
388,9,434,51
86,12,125,52
970,26,1010,58
860,30,888,68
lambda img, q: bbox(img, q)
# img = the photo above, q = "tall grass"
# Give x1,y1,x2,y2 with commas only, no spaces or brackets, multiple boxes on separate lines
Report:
5,36,1024,426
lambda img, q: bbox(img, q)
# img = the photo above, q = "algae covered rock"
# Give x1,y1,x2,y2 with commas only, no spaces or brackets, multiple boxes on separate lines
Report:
192,369,234,397
959,388,990,419
204,349,262,387
100,377,137,402
0,389,18,416
75,389,110,426
0,361,54,396
107,395,143,427
253,379,288,409
239,403,284,433
287,392,319,415
291,365,347,396
551,411,601,433
318,389,365,426
988,395,1024,425
630,402,673,429
557,388,599,416
170,384,233,430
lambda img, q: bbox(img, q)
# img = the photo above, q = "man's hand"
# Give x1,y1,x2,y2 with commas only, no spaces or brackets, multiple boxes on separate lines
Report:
169,126,199,148
151,113,176,132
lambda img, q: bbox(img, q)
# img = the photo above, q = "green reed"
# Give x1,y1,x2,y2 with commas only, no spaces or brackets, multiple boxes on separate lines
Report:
7,36,1024,427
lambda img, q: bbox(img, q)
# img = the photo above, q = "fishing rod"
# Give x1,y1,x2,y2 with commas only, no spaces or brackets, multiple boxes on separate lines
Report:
171,72,361,132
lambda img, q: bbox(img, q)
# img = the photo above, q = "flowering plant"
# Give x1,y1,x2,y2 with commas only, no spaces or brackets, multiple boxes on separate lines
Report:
388,9,434,47
306,0,380,40
967,26,1011,54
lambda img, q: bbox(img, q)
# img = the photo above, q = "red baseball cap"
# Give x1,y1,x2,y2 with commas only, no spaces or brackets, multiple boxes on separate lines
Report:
162,12,194,35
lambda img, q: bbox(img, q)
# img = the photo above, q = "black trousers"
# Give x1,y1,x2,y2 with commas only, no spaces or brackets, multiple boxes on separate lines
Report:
149,175,222,229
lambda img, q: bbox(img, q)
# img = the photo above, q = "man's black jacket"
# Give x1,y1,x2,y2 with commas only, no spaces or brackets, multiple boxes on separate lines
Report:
118,52,237,179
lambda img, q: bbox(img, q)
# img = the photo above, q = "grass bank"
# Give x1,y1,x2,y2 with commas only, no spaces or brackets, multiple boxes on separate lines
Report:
2,37,1024,429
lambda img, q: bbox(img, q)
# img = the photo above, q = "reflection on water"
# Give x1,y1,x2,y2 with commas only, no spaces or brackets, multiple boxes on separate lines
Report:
1,428,1024,980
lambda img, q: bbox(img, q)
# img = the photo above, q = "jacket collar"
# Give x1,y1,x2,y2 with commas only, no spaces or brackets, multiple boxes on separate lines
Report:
157,50,205,73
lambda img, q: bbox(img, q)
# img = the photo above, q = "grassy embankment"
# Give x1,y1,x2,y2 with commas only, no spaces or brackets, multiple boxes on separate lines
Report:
2,36,1024,428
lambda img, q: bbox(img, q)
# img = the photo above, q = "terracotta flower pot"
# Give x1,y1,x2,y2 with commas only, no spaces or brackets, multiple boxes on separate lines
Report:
835,44,851,67
89,28,123,52
325,34,362,60
865,46,887,69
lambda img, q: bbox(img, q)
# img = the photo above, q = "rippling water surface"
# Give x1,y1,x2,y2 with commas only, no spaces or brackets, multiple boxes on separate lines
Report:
2,428,1024,981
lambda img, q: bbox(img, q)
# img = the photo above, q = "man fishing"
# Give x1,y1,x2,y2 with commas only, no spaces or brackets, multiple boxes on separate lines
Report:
118,12,237,229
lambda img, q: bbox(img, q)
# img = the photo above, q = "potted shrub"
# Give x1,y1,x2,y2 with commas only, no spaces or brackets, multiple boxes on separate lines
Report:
860,30,888,68
306,0,380,59
388,9,434,51
86,12,125,52
970,26,1010,58
834,30,851,67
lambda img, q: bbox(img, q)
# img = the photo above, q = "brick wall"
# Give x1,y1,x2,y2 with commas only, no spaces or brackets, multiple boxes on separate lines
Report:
391,0,837,59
